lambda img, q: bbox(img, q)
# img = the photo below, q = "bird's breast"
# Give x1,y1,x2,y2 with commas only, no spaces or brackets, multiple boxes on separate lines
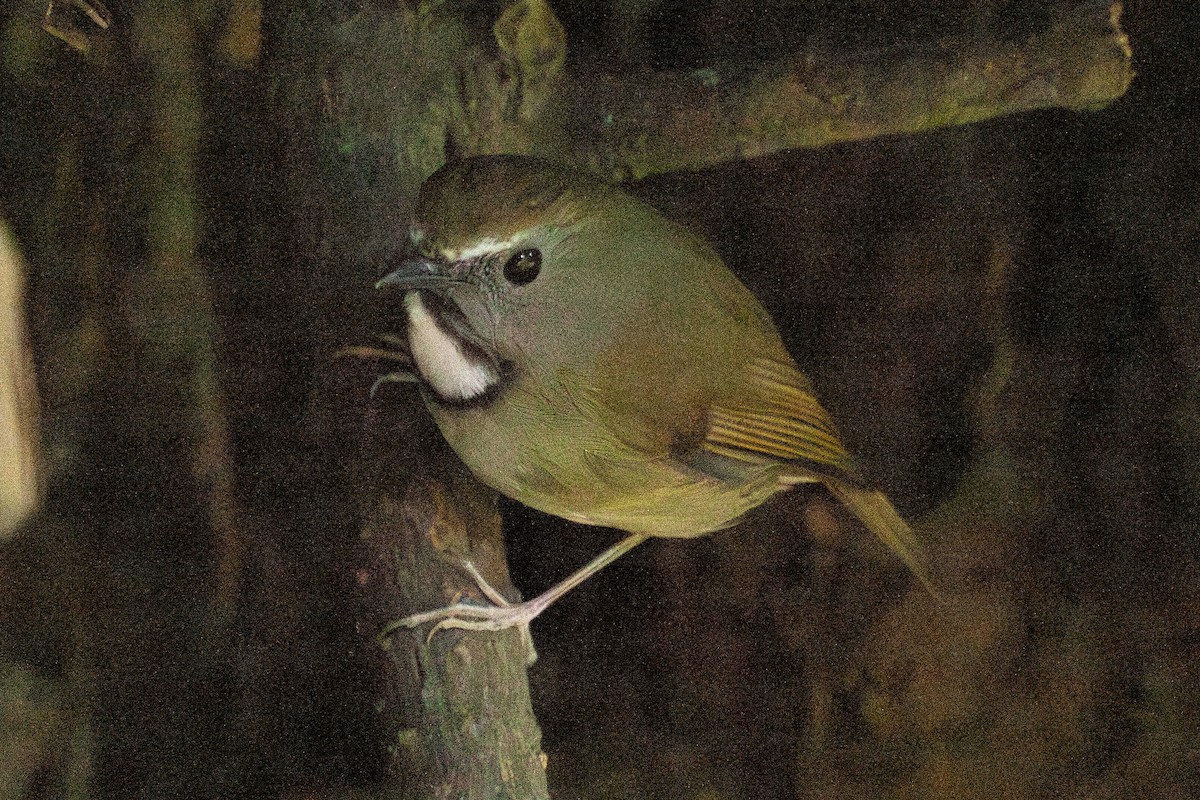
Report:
425,371,782,538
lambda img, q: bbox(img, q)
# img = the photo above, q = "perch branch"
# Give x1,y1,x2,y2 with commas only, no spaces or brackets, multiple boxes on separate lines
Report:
360,400,549,799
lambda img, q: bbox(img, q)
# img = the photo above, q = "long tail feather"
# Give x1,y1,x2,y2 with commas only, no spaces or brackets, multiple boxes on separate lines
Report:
823,478,940,598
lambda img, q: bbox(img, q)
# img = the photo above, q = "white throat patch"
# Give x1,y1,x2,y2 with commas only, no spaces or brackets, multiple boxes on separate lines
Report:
405,292,498,402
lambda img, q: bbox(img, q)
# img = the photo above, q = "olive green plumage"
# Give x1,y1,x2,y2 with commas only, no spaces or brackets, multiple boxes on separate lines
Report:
379,155,933,631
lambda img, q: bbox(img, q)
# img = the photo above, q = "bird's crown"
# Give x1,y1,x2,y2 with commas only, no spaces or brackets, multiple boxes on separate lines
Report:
411,155,603,260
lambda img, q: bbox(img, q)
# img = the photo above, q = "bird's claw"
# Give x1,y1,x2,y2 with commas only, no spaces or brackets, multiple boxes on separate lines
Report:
383,560,538,660
421,603,540,639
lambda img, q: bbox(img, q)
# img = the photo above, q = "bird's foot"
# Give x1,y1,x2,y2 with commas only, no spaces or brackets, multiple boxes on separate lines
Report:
398,598,543,634
383,561,539,659
382,533,650,657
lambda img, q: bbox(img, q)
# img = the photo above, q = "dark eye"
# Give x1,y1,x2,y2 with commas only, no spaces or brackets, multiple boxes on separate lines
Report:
503,249,541,285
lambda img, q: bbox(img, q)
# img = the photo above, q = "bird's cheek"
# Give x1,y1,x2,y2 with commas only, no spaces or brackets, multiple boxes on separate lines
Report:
444,284,492,324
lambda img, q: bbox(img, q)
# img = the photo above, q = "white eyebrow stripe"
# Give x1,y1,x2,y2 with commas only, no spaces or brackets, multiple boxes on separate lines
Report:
440,236,517,262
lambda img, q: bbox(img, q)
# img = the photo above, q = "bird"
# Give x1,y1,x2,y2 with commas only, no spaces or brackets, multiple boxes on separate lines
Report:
372,154,934,634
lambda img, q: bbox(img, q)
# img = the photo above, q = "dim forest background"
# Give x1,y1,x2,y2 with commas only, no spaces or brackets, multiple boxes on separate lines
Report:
1,0,1198,798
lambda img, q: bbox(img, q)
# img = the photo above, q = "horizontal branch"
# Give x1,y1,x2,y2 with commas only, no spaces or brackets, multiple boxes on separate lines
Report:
304,1,1132,192
563,1,1132,179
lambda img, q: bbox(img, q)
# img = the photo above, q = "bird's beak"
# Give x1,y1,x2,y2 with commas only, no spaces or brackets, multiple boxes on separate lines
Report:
375,257,458,291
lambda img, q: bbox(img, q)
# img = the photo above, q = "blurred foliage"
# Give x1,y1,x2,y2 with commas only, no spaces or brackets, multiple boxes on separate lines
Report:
0,1,1198,799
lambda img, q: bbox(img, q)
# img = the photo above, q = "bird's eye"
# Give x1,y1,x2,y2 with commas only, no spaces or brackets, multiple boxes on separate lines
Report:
503,248,542,285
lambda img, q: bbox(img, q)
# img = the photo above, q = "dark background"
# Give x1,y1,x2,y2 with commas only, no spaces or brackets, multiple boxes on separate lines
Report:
1,1,1197,798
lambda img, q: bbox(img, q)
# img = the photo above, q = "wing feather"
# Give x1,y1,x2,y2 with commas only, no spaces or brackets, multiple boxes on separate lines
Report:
696,356,938,594
701,357,854,478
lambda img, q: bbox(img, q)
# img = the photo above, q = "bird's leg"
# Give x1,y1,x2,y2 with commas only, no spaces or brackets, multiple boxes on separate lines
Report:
391,533,651,636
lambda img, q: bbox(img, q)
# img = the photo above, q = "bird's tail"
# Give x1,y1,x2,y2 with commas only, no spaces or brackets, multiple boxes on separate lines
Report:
823,478,939,598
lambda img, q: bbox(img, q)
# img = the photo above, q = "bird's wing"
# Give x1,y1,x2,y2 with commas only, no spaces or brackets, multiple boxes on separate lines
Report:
685,356,938,594
690,356,858,483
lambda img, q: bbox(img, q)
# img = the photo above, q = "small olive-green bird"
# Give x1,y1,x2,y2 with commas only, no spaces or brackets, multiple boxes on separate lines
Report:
375,154,932,633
